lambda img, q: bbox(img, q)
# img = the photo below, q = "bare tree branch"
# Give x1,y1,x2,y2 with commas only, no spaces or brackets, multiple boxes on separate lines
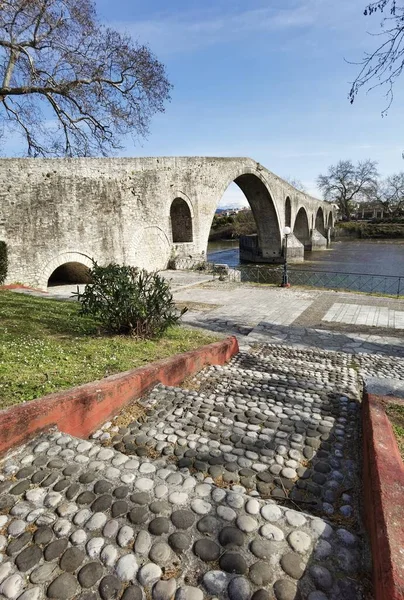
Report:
349,0,404,113
0,0,171,156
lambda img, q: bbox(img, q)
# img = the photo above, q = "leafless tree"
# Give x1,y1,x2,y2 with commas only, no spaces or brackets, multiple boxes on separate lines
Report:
317,159,379,219
0,0,171,156
349,1,404,113
371,171,404,215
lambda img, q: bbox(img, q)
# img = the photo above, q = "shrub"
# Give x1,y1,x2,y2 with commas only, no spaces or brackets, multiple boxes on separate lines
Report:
0,241,8,285
74,262,187,337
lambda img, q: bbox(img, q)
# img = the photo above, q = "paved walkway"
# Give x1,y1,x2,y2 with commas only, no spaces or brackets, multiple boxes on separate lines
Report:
0,344,369,600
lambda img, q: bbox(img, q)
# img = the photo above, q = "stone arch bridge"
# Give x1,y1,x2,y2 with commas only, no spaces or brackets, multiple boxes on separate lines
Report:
0,157,335,290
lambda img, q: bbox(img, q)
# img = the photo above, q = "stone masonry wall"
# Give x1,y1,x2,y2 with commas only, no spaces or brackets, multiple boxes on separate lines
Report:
0,157,334,289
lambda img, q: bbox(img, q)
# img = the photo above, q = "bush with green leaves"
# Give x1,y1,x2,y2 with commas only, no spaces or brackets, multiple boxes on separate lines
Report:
0,241,8,285
73,262,186,337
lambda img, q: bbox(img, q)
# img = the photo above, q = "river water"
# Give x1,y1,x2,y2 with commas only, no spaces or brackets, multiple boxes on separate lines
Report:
207,239,404,294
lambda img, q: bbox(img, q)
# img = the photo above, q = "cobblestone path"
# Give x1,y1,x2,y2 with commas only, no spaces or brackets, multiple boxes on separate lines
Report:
0,345,375,600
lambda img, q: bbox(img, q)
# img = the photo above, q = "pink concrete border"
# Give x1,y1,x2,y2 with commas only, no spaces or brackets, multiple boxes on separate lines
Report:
363,392,404,600
0,336,239,456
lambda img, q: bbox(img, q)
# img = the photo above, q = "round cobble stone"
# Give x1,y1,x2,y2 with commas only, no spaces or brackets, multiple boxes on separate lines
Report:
137,563,162,587
249,561,273,586
168,532,191,553
250,539,277,560
34,527,53,546
175,586,203,600
78,562,104,588
202,570,230,595
153,579,177,600
218,526,245,548
197,516,219,534
236,515,258,533
193,539,221,562
59,547,85,572
30,563,59,584
288,531,311,553
47,573,79,599
273,578,299,600
219,552,248,574
171,510,195,530
44,539,68,561
99,575,121,600
149,518,170,536
228,576,251,600
309,565,333,590
280,552,306,579
149,541,171,565
121,585,143,600
15,545,43,572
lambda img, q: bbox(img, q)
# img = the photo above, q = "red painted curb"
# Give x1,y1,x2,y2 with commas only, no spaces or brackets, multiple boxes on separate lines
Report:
0,336,239,456
363,393,404,600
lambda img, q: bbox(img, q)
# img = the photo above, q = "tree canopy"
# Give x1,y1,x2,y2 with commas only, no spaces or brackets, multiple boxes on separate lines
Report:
0,0,171,156
349,1,404,112
371,172,404,216
317,160,379,219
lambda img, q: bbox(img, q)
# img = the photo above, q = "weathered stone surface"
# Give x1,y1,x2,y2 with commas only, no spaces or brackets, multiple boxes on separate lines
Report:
47,573,79,599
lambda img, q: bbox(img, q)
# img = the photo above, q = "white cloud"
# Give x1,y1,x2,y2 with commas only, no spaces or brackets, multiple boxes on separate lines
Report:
114,0,353,55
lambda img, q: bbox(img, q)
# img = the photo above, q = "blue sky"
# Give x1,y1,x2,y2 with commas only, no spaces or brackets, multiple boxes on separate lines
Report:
8,0,404,206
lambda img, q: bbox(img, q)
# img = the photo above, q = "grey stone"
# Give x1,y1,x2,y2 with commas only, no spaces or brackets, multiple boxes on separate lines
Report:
34,526,53,545
202,570,229,594
135,530,152,555
273,579,299,600
149,541,171,565
287,531,311,553
193,539,220,562
149,517,170,536
218,526,245,547
0,573,25,599
168,532,191,553
219,552,248,574
236,515,258,533
30,563,59,584
98,575,122,600
153,579,177,600
250,539,277,560
121,586,143,600
78,562,104,588
280,552,306,579
15,545,43,572
137,563,162,586
175,586,203,600
227,576,251,600
44,538,68,561
309,565,333,590
59,547,85,572
249,561,273,586
171,510,195,530
47,573,79,599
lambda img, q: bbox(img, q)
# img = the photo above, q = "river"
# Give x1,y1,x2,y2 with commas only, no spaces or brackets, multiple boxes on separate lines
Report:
207,239,404,295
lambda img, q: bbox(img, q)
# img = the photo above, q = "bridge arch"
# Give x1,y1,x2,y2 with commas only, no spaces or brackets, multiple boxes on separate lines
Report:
215,167,282,261
285,197,292,228
41,251,94,289
170,197,193,243
315,207,326,235
294,207,311,249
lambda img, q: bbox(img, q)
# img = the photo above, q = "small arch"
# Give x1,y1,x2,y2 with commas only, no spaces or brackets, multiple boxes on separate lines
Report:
48,262,92,286
285,197,291,228
328,212,334,228
294,207,311,249
170,198,193,243
315,207,326,235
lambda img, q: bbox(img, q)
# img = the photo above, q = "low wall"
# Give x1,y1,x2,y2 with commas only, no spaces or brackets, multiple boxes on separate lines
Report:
0,336,239,456
362,393,404,600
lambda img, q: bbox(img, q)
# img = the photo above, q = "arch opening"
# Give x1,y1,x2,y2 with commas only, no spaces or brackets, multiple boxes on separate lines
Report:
294,207,311,249
170,198,193,243
208,173,282,264
285,197,291,228
47,262,92,287
315,207,326,235
328,212,334,229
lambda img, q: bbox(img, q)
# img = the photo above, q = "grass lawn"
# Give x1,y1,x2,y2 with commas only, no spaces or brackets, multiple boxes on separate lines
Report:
0,291,219,410
385,402,404,461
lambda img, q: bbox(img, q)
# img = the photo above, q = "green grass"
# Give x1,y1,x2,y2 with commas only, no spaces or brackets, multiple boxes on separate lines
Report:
385,403,404,461
0,291,219,410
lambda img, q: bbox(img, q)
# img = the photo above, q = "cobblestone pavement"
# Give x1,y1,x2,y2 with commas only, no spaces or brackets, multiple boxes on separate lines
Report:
0,344,373,600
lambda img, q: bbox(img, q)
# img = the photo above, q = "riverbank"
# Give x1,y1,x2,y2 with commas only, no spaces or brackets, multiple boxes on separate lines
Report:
335,221,404,239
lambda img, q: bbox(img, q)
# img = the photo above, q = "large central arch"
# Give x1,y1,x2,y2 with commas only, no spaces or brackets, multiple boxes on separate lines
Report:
213,169,282,263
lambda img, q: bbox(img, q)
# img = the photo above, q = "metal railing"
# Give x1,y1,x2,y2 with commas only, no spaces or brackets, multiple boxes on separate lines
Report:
207,263,404,297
